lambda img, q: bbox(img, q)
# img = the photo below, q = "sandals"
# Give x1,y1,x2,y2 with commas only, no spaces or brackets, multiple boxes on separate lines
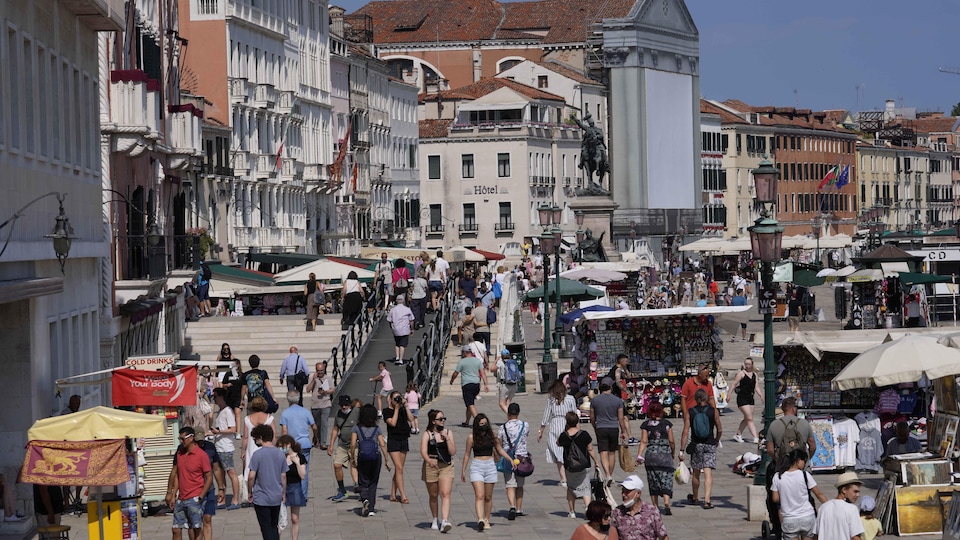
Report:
702,501,714,509
686,494,700,505
400,497,410,504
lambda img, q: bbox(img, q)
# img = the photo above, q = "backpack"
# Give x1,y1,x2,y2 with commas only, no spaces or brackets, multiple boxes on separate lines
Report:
201,263,212,282
357,427,379,461
775,418,804,467
564,432,591,472
395,269,409,289
486,306,497,325
690,405,713,443
492,280,503,299
502,357,520,385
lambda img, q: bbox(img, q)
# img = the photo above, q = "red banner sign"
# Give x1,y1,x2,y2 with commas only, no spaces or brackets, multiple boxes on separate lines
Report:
19,439,129,486
112,366,197,407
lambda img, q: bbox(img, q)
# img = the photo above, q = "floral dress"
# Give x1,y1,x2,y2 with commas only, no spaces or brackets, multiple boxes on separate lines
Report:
640,419,674,497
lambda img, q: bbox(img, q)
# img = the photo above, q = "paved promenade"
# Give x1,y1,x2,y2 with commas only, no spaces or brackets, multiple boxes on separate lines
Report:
63,296,938,539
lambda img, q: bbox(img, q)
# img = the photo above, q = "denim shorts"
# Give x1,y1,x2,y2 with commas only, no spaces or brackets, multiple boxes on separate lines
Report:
203,488,217,516
173,498,204,529
781,514,816,540
469,458,499,483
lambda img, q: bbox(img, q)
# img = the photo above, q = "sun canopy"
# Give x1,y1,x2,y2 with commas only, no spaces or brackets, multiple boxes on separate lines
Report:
558,305,616,325
847,268,883,282
523,277,605,302
273,258,375,285
560,268,628,283
899,272,953,285
831,335,960,390
28,406,167,441
581,305,751,320
471,248,505,261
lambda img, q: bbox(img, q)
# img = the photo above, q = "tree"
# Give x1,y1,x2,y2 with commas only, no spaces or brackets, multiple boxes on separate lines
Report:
951,102,960,117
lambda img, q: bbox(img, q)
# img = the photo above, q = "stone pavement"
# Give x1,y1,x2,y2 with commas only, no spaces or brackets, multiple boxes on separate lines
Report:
62,296,937,539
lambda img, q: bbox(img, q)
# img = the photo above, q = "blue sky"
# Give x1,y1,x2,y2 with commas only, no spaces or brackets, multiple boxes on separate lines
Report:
333,0,960,114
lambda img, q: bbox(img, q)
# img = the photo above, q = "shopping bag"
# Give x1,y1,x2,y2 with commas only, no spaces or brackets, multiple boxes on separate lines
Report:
238,471,249,502
278,503,288,531
675,462,691,485
619,444,637,473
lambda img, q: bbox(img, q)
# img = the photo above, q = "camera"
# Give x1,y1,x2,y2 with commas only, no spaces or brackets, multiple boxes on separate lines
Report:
394,395,404,405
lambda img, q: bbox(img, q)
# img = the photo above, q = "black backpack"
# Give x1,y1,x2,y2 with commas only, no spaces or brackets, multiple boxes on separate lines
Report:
564,432,591,472
201,263,212,281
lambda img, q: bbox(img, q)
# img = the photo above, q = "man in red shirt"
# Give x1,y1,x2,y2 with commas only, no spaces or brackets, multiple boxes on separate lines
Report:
166,427,212,540
680,363,720,450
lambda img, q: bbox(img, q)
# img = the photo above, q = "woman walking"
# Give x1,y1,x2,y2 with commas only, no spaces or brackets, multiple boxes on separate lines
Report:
383,390,414,504
349,404,390,517
731,358,763,444
420,409,457,532
539,379,577,487
770,449,827,540
426,258,445,312
558,411,598,519
570,500,618,540
303,272,322,331
241,396,275,477
461,414,515,531
341,271,366,328
636,402,676,515
217,346,243,437
276,435,307,540
392,259,411,302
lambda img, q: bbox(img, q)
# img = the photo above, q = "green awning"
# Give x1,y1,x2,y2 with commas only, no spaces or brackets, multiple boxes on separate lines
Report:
898,272,953,285
247,252,321,266
792,268,826,287
209,264,274,285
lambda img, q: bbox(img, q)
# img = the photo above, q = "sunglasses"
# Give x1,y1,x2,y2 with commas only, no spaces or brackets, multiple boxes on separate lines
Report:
179,434,194,442
435,417,446,421
602,514,611,520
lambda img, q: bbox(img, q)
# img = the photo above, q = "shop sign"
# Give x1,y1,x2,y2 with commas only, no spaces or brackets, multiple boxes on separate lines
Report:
758,288,777,315
112,366,197,407
907,250,960,262
124,354,176,371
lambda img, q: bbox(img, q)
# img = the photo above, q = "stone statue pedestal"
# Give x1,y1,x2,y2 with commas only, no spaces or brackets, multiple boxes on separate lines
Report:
569,197,619,262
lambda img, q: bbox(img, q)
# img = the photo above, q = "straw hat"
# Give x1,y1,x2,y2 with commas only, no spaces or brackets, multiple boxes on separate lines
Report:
835,472,863,489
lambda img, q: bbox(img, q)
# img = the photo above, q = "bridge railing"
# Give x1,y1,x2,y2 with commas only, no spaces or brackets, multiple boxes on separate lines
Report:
411,280,455,404
329,276,388,387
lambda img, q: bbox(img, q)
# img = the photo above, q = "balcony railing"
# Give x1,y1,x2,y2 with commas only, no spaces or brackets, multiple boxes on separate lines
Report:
229,77,250,104
530,176,556,187
278,90,295,113
425,224,445,235
459,223,479,234
231,226,304,249
168,106,203,152
495,222,515,232
254,83,277,109
256,154,277,178
109,70,161,137
227,0,285,36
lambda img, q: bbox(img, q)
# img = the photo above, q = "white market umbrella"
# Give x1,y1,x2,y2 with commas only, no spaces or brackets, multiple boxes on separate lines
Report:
816,267,838,278
273,258,374,284
560,268,627,283
831,335,960,390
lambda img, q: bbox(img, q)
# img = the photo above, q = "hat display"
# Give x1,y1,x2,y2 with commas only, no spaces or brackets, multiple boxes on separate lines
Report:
835,472,863,489
338,395,352,406
859,495,876,512
620,475,644,491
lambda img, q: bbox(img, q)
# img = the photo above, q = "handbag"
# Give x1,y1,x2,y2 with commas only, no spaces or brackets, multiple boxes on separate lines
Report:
515,454,534,477
497,422,526,473
590,468,608,502
618,444,637,473
293,356,309,388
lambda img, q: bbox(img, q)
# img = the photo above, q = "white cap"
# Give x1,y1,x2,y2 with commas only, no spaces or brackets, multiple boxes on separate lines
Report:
621,475,644,491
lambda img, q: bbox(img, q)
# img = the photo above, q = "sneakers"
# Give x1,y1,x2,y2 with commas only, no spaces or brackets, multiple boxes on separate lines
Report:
377,410,383,417
3,515,25,522
362,499,370,517
477,520,485,532
226,504,241,510
368,511,377,517
332,490,347,502
235,433,242,440
441,520,452,533
394,359,404,366
559,481,567,488
753,437,760,444
627,437,640,444
733,434,745,443
508,507,517,521
431,519,440,530
516,511,525,517
568,512,577,519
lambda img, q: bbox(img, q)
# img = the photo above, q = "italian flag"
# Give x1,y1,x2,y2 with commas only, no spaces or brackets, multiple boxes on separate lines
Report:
817,165,839,190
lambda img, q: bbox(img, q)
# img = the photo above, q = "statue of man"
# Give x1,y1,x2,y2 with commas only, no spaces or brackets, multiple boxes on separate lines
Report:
571,111,609,194
577,228,608,262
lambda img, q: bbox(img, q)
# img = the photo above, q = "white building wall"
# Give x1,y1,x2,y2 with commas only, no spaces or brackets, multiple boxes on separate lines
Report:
389,79,421,245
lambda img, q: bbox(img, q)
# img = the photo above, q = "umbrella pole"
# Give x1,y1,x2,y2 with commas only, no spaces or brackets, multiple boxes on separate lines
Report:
96,486,105,540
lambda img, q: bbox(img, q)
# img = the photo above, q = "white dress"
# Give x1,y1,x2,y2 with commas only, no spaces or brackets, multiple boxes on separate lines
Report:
243,414,274,475
541,395,577,463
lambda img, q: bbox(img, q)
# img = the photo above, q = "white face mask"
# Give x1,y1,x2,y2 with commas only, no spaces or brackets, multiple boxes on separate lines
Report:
623,497,636,508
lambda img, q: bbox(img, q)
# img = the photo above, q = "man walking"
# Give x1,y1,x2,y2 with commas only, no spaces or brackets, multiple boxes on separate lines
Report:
166,427,212,540
814,472,865,540
498,403,529,520
765,396,816,539
211,389,241,509
450,342,489,428
280,390,318,500
328,395,360,501
387,295,415,366
279,346,308,405
680,363,720,461
471,297,491,355
491,349,518,414
590,383,629,484
375,253,394,308
306,361,334,451
247,424,286,540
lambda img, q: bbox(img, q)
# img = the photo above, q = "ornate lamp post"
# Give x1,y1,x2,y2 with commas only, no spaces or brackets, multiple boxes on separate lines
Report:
575,211,585,264
811,215,822,267
538,204,556,364
551,204,563,348
749,159,784,487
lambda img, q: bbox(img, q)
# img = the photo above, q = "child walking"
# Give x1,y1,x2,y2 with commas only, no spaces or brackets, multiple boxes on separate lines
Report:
405,382,422,434
369,361,393,414
859,495,883,540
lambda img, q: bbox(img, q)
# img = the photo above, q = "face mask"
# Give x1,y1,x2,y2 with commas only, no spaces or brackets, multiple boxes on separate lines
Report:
342,407,352,414
623,497,636,508
282,446,290,454
598,524,611,533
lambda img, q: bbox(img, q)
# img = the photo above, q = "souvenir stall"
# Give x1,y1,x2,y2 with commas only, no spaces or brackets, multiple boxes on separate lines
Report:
569,306,749,420
842,245,923,331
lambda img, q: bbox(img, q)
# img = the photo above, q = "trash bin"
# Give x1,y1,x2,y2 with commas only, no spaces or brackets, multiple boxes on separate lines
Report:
504,342,526,393
537,362,558,393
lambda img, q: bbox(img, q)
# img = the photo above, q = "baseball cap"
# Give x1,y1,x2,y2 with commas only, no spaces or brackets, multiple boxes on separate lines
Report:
338,395,352,406
621,475,644,491
859,495,876,512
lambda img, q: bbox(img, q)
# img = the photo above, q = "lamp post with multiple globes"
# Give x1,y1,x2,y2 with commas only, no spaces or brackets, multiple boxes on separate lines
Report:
538,203,564,363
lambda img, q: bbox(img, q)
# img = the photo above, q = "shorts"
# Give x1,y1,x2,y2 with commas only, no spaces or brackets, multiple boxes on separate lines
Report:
379,387,392,397
503,468,526,489
218,451,235,471
469,458,499,483
498,383,517,402
197,283,210,301
421,461,455,483
781,514,817,540
387,438,409,453
428,281,444,293
172,498,203,529
736,393,755,407
333,446,352,467
203,489,217,516
740,322,747,329
690,443,717,470
394,334,409,347
461,383,481,407
595,428,620,452
410,408,419,418
566,468,591,498
285,482,306,508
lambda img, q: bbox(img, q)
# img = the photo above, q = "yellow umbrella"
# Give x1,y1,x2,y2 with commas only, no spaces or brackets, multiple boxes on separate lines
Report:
28,406,166,441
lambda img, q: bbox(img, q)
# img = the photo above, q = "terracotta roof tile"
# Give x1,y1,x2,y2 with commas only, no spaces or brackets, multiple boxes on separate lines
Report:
720,99,854,133
422,77,565,102
902,116,959,134
502,0,635,44
419,119,453,138
700,99,746,125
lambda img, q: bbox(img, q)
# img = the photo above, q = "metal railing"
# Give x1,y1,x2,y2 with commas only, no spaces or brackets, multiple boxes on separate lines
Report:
411,280,455,404
329,277,388,387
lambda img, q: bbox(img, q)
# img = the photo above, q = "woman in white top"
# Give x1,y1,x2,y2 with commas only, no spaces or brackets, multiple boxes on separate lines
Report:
770,449,827,540
426,260,446,312
241,396,275,476
538,379,577,487
341,270,366,327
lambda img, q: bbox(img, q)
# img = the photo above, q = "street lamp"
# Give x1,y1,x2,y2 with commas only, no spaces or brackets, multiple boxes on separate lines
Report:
0,191,74,273
811,215,822,267
552,219,563,348
539,226,555,364
575,211,585,264
749,158,784,487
